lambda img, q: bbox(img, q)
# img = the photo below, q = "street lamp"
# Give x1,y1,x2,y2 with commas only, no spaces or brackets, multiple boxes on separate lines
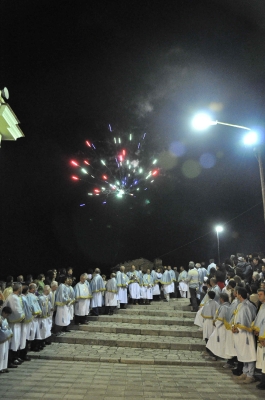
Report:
215,225,223,265
192,113,265,224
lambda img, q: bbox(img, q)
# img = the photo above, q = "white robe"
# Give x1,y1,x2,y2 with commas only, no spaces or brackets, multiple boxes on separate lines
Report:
0,341,9,371
75,299,90,316
194,308,203,328
203,319,215,340
179,281,190,298
105,292,117,306
92,292,103,308
224,329,237,358
117,287,127,304
206,319,227,358
233,329,256,362
129,283,140,299
141,287,153,300
55,305,70,327
256,345,263,369
9,323,21,351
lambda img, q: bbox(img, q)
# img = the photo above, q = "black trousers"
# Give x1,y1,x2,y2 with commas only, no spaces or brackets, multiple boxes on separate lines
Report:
189,287,198,311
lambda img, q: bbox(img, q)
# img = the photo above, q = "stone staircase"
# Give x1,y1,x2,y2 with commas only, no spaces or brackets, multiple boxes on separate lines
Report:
28,298,224,367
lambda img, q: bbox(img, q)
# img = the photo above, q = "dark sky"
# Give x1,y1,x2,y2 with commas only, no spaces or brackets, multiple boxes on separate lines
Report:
1,0,265,278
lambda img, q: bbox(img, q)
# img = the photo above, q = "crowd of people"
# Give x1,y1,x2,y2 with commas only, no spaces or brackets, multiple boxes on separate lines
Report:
0,253,265,390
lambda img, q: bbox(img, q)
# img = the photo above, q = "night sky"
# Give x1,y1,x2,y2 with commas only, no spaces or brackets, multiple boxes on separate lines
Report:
1,0,265,279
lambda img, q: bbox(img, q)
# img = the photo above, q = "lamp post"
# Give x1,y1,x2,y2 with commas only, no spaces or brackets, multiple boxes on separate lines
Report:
192,113,265,224
215,225,223,265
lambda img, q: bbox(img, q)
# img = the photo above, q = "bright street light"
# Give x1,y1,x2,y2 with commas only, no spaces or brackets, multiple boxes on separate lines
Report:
191,113,265,225
215,225,223,265
243,131,258,146
215,225,223,233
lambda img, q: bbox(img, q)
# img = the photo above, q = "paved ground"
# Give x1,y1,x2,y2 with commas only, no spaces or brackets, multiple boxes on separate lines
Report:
0,359,264,400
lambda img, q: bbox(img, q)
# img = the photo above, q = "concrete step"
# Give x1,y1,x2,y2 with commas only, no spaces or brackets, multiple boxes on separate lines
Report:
87,314,195,326
71,321,202,338
114,309,195,318
28,342,224,367
51,330,205,351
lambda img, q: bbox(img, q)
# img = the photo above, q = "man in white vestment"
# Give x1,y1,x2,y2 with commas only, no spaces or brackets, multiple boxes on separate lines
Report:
223,290,239,371
201,291,218,356
105,273,118,315
27,283,42,351
48,281,58,334
0,307,13,372
256,315,265,389
38,285,52,346
178,267,189,298
252,288,265,386
206,293,230,360
152,268,162,300
74,274,92,324
210,278,221,303
55,276,71,334
167,266,175,298
90,269,106,316
161,268,174,302
116,266,129,309
142,269,154,305
127,265,141,305
232,287,257,384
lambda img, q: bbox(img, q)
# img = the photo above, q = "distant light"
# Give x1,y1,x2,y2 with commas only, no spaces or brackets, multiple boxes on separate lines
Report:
139,168,143,173
243,131,258,146
192,113,216,130
92,143,96,149
71,160,78,167
80,204,85,206
103,201,106,204
151,180,154,183
137,188,140,191
114,137,117,144
86,141,91,147
129,134,132,141
118,138,121,143
84,160,90,165
91,175,95,178
72,176,79,180
101,160,106,165
94,189,100,193
122,149,126,156
215,225,223,233
81,168,88,174
152,159,157,164
102,175,108,180
152,170,158,176
88,193,93,196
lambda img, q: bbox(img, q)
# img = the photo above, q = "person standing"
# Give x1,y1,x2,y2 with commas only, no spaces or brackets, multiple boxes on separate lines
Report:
207,259,216,276
142,269,154,305
185,262,199,312
252,288,265,386
105,273,118,315
127,265,141,305
4,282,25,366
178,267,189,298
27,283,42,351
161,267,173,302
38,285,52,347
201,291,219,358
0,306,13,372
257,314,265,389
152,268,162,300
90,269,106,316
74,274,92,324
116,266,129,309
55,276,71,334
232,287,257,384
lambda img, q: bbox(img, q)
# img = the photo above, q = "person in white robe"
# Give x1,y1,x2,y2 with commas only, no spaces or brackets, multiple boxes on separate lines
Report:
38,285,52,346
105,274,118,315
210,278,221,303
194,281,211,329
90,269,106,316
167,266,175,297
178,267,189,298
206,293,230,360
0,307,13,372
232,287,257,384
127,266,141,305
74,274,92,324
256,315,265,389
201,291,219,357
27,283,42,350
55,276,71,333
142,269,154,304
223,294,239,369
252,288,265,378
4,283,25,366
20,286,33,361
116,266,129,309
152,268,162,300
68,278,75,323
161,269,174,302
48,281,58,334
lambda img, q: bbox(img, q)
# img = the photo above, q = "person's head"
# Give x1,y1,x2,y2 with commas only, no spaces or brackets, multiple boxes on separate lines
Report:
102,275,106,281
80,274,87,283
262,265,265,272
237,287,248,301
202,285,207,293
180,266,184,272
67,267,73,276
157,268,161,273
37,274,45,281
22,285,29,295
131,265,135,271
146,269,150,274
120,265,125,272
260,281,265,289
43,285,51,295
220,293,229,304
195,263,201,269
237,255,245,262
94,268,101,274
208,291,215,300
167,266,171,270
210,278,216,287
111,273,116,278
227,280,236,291
253,257,259,266
68,278,73,286
257,288,265,303
188,262,195,269
29,283,37,293
1,306,12,319
50,281,58,291
52,269,57,278
250,285,258,294
233,275,242,285
209,259,214,264
173,267,177,271
60,275,68,285
13,282,22,295
26,274,33,283
17,275,24,283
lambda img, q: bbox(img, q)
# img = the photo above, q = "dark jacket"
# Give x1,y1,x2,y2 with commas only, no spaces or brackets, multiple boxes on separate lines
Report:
236,261,252,282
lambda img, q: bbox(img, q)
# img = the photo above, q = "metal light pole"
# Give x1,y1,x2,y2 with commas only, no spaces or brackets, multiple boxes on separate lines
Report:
192,114,265,225
215,226,223,265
